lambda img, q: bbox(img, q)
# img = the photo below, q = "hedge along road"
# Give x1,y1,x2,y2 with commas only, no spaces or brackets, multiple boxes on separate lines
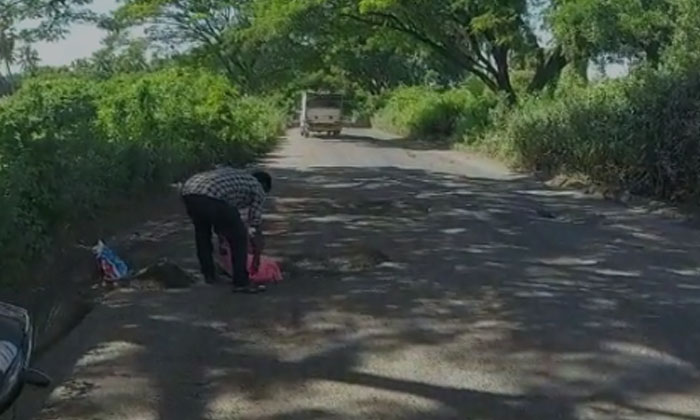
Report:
15,128,700,420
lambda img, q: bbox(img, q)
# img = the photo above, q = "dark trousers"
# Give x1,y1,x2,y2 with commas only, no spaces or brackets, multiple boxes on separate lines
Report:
182,194,249,286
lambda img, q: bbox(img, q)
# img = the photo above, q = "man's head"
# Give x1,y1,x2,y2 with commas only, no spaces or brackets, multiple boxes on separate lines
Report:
252,170,272,193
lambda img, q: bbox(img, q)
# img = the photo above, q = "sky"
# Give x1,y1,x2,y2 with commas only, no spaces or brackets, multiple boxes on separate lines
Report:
33,0,119,67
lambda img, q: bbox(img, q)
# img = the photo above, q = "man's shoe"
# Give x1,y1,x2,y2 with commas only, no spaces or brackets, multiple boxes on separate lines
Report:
232,284,266,294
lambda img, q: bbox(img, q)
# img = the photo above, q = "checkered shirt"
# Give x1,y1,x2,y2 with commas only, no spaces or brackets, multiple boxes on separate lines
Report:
181,167,266,227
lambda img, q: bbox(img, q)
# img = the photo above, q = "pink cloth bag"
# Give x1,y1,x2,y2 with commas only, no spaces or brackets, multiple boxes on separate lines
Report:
215,236,283,284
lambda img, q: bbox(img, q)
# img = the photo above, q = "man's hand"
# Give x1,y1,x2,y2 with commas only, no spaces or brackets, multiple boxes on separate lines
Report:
249,229,264,273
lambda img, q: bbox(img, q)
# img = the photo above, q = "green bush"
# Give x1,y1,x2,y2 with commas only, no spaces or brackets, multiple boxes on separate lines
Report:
478,68,700,200
373,85,497,141
372,86,433,136
0,69,282,278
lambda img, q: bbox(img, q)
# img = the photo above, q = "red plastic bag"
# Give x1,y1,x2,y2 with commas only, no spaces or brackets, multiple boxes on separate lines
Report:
215,236,283,284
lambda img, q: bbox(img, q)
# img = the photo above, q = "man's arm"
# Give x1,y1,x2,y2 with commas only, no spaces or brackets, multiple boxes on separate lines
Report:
247,184,266,230
247,185,266,272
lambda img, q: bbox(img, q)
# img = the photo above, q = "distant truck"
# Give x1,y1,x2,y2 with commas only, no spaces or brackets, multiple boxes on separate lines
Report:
300,91,343,137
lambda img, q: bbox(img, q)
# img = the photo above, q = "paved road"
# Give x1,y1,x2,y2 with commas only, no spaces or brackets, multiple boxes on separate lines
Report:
19,129,700,419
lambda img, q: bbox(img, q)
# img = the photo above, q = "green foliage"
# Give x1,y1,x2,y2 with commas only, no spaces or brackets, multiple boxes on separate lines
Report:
114,0,286,91
71,36,151,79
0,0,95,93
17,44,40,75
553,63,588,97
550,0,674,65
105,0,700,106
0,0,95,42
373,85,497,141
373,86,441,137
478,67,700,200
663,0,700,71
253,0,558,100
0,69,281,278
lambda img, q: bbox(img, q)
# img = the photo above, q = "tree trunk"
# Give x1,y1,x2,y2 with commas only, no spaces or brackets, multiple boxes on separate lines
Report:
527,46,568,93
493,46,517,104
573,57,589,83
0,73,11,96
645,44,660,69
4,60,13,93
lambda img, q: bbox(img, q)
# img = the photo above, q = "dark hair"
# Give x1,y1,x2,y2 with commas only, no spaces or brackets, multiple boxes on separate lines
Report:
252,171,272,193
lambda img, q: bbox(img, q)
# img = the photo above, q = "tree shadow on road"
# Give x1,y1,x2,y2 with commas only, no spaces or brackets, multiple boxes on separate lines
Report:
28,162,700,420
326,132,455,151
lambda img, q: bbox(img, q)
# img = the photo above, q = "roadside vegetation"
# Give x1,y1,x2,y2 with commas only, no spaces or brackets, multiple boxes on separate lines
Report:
372,85,497,142
0,69,282,277
0,0,699,278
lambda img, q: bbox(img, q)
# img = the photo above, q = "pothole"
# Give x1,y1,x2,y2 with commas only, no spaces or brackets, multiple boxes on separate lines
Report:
287,245,392,274
129,259,196,290
342,199,429,217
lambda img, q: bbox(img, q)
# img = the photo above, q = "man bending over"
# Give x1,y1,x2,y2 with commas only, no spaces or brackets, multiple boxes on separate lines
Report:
181,166,272,293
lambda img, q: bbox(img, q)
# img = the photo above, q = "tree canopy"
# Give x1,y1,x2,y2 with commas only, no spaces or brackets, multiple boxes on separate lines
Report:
250,0,568,101
10,0,700,101
1,0,95,41
0,0,96,91
549,0,675,67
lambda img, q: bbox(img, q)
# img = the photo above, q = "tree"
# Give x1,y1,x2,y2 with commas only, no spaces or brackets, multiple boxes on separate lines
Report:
549,0,675,69
0,0,95,42
0,0,95,91
17,44,40,75
115,0,256,87
254,0,568,103
70,30,151,78
249,1,452,94
0,26,16,83
663,0,700,70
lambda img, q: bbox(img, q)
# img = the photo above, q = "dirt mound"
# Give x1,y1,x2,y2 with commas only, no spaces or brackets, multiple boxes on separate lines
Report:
133,260,196,290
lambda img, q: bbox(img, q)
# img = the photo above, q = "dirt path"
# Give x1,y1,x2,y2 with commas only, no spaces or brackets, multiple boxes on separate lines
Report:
15,129,700,419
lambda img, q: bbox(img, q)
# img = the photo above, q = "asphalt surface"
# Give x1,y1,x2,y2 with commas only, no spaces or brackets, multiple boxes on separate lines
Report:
16,129,700,419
